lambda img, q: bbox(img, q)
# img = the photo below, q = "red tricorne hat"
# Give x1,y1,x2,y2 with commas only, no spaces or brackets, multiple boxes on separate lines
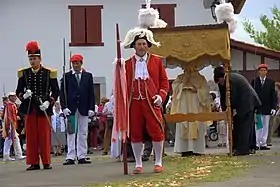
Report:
70,54,83,63
25,41,41,56
258,63,268,70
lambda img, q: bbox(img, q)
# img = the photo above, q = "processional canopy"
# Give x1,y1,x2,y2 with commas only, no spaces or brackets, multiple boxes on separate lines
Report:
149,23,231,70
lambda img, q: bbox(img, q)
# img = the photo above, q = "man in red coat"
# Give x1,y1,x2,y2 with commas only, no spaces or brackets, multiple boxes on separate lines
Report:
122,28,169,174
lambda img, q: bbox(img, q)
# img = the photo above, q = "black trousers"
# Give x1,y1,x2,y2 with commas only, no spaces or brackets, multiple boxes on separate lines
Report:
125,139,134,158
233,111,255,153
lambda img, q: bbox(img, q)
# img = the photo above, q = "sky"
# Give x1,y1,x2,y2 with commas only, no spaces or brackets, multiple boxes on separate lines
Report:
231,0,279,44
200,0,280,81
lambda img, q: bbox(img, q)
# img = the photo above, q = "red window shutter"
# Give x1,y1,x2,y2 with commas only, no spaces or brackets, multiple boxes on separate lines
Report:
141,4,177,27
85,6,103,45
69,6,86,45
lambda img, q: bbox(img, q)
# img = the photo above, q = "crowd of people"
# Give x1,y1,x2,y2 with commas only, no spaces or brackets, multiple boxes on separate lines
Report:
1,1,280,175
0,94,115,159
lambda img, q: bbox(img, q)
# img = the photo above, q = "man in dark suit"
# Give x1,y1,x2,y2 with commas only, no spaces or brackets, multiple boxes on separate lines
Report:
251,64,276,150
60,54,95,165
214,66,261,156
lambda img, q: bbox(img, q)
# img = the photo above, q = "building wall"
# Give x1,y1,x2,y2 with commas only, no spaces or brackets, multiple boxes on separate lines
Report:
230,49,243,71
1,0,215,98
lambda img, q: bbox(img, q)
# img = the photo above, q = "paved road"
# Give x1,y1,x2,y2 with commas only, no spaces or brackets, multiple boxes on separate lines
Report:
199,156,280,187
0,139,280,187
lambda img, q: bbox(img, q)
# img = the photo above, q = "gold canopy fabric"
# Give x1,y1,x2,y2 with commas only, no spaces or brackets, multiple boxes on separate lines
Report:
149,23,231,69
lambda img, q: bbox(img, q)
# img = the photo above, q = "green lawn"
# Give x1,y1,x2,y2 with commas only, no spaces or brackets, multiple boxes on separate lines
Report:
87,155,260,187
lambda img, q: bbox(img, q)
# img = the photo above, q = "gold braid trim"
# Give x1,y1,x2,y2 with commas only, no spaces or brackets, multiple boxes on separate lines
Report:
44,67,58,79
17,67,28,78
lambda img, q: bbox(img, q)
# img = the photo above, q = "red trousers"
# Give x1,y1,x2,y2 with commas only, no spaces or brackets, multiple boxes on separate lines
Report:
130,99,164,142
25,110,51,165
90,126,98,147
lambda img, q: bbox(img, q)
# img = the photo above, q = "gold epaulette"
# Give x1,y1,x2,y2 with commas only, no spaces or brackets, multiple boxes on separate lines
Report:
44,67,58,79
17,67,28,78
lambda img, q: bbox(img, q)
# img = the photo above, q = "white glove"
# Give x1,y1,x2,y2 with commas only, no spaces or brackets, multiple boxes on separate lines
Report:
88,110,95,117
270,109,276,116
153,95,162,106
63,108,71,116
233,109,237,116
23,89,32,99
39,101,50,111
88,118,92,123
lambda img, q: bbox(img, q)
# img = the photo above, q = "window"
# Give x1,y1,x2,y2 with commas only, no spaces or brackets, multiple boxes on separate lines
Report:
141,4,177,27
69,5,104,47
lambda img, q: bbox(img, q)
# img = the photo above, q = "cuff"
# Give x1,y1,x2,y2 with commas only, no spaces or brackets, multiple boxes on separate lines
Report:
159,89,168,102
18,93,24,101
48,97,55,105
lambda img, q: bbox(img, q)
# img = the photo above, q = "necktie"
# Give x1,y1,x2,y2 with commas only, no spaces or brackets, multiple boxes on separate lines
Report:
139,57,144,62
261,79,264,86
75,72,80,86
56,114,60,131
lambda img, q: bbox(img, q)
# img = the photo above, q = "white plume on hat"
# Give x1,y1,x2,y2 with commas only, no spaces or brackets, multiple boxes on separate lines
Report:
122,0,167,49
215,1,237,33
138,0,167,28
121,27,160,49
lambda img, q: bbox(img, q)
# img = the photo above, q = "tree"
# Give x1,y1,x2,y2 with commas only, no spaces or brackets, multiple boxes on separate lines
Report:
243,6,280,50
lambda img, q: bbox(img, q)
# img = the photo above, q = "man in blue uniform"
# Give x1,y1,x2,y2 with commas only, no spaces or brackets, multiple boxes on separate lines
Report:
60,54,95,165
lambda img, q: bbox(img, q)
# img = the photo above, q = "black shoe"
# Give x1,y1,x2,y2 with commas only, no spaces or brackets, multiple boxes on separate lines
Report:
26,164,40,171
63,159,75,165
267,143,272,146
260,146,270,150
142,154,150,162
78,158,91,164
249,149,256,154
43,164,52,169
193,153,205,156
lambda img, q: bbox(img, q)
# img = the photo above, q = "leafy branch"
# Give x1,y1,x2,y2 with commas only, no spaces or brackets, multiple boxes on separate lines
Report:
243,6,280,50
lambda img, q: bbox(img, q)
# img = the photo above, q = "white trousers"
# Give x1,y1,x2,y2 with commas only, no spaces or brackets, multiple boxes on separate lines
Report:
110,138,121,159
66,110,89,160
256,115,270,147
3,136,23,158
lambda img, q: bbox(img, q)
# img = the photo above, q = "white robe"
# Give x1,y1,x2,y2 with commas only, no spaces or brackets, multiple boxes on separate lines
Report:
171,71,212,154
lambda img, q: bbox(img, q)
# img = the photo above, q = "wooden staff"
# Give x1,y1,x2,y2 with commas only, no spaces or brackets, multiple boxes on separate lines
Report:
62,38,74,134
225,61,233,156
116,23,128,175
39,98,62,149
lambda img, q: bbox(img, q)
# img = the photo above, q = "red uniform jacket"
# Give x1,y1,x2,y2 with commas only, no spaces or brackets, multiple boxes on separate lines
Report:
3,101,18,138
125,53,169,123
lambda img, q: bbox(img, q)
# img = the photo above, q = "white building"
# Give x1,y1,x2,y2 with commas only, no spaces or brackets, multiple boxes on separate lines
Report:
4,0,279,103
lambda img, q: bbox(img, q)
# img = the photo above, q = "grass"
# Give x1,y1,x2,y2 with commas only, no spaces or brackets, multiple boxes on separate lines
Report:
86,154,262,187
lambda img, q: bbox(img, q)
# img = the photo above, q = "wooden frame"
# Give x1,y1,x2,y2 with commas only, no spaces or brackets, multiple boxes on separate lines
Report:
150,23,233,155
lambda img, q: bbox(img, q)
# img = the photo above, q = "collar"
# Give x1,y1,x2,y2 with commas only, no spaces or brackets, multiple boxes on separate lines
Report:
134,53,148,61
72,69,83,74
259,76,266,81
31,65,42,73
